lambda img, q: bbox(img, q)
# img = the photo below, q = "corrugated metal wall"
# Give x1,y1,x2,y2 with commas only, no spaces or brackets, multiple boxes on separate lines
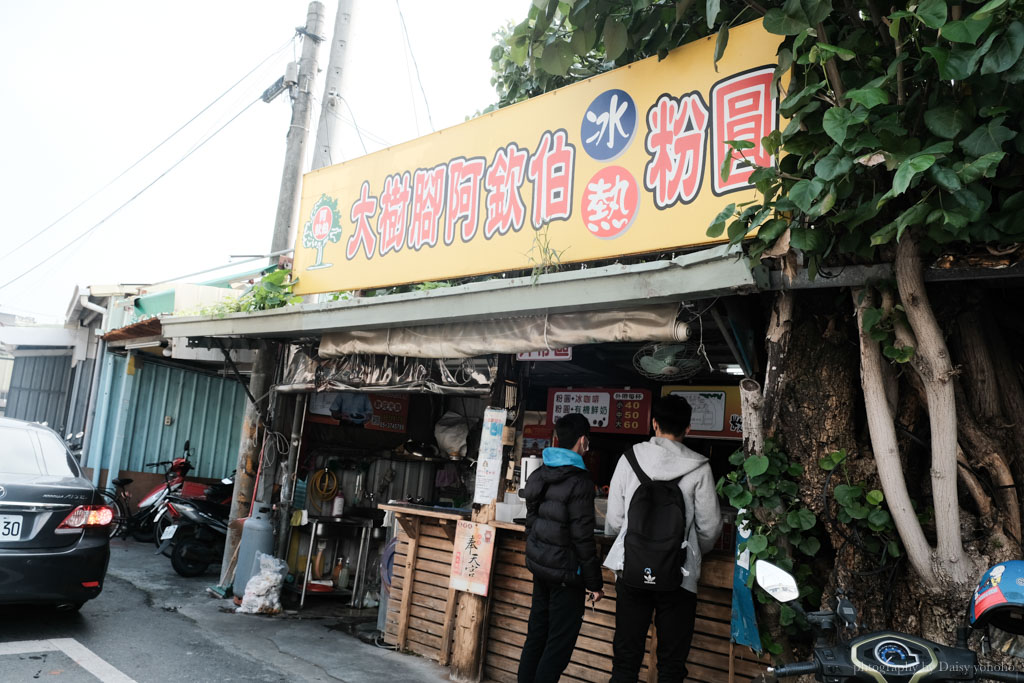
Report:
0,356,13,414
5,354,72,432
92,354,247,479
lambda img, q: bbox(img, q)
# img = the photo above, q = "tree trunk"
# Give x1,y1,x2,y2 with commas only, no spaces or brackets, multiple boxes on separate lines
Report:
895,235,969,585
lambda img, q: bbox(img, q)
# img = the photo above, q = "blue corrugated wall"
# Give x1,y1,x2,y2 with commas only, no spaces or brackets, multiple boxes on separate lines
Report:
89,353,246,479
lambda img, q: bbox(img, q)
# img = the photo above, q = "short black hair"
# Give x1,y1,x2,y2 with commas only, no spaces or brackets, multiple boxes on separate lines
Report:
652,395,693,437
554,413,590,449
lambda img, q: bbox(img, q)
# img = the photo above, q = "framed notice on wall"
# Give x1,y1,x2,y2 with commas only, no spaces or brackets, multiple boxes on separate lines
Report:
546,387,652,436
450,520,496,596
474,407,507,505
661,385,742,440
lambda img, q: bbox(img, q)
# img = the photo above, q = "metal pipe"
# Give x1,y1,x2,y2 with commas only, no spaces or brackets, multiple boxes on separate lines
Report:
79,297,107,315
276,393,308,558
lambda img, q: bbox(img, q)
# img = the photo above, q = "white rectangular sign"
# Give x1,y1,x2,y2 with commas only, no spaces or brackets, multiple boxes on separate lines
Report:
474,408,508,505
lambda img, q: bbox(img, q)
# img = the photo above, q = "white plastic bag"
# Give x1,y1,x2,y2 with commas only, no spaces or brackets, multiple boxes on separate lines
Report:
236,552,289,615
435,411,471,459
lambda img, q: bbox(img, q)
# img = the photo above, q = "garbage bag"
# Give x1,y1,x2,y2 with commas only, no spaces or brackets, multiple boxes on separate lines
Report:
236,552,289,615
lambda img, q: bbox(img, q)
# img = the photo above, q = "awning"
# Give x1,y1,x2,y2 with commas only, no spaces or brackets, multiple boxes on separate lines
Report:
319,304,688,359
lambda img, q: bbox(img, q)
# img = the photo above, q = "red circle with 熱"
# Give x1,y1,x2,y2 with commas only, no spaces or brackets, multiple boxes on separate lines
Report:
312,206,333,240
583,166,639,240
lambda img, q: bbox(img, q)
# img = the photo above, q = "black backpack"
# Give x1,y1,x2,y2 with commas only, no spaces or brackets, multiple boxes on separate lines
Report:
622,447,688,591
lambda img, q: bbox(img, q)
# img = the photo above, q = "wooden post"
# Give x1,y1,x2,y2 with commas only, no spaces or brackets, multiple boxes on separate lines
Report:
396,516,421,650
449,503,495,682
439,586,458,666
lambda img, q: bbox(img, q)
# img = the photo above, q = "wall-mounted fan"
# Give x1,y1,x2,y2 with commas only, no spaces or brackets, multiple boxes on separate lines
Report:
633,342,705,381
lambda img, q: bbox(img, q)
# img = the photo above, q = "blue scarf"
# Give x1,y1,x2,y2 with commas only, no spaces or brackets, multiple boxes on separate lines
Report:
541,446,587,470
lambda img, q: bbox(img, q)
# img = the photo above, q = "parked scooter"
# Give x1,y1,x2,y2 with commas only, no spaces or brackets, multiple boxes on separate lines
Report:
157,477,233,577
754,559,1024,682
151,474,233,552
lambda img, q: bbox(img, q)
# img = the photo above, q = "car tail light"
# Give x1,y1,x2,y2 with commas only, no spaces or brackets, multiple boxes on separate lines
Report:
57,505,114,532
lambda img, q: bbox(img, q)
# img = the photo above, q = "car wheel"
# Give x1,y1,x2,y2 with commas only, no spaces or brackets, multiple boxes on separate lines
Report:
171,538,210,577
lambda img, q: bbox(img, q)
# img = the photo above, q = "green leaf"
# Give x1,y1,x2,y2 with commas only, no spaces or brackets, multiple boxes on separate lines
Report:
790,226,828,251
924,105,971,139
847,503,870,520
603,18,628,60
746,534,769,554
816,43,856,62
706,203,736,237
942,16,994,43
798,536,821,556
982,22,1024,74
815,151,853,181
787,462,805,477
929,164,962,192
540,40,574,76
789,179,824,212
822,107,853,144
570,27,590,57
730,490,754,508
888,541,902,558
800,0,832,25
713,24,729,70
973,0,1009,19
763,8,807,35
707,0,721,29
793,508,817,530
834,483,863,507
893,155,936,195
727,140,756,151
845,87,889,109
958,151,1006,183
757,218,789,243
960,119,1016,157
868,508,892,528
866,489,885,506
916,0,947,29
744,454,770,477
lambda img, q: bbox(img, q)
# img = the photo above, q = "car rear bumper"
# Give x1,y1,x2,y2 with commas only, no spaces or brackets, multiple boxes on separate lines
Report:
0,532,110,605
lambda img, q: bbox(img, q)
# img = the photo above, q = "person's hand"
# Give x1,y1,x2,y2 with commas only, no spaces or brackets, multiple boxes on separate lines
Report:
587,589,604,604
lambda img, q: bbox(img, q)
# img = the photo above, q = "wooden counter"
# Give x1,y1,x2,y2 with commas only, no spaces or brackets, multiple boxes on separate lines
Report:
382,506,768,682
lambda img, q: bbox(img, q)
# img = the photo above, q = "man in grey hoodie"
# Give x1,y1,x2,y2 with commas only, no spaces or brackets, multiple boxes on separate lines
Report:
603,395,722,682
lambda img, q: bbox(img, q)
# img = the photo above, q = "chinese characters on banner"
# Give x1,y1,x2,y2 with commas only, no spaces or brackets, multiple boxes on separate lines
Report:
292,22,785,295
473,408,508,505
516,348,573,362
546,388,652,436
450,520,496,596
365,395,409,433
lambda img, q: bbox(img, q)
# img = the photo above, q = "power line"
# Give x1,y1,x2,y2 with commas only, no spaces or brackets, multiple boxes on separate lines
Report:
0,37,294,264
0,97,263,293
395,0,435,132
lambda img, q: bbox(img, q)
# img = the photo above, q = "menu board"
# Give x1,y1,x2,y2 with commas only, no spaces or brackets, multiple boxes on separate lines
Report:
546,387,652,435
661,385,742,440
450,520,496,596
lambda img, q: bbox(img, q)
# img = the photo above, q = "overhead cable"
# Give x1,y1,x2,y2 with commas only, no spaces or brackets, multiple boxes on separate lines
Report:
0,37,294,264
395,0,435,132
0,97,263,293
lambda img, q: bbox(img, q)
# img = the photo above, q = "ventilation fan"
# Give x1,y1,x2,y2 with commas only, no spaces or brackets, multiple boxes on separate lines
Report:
633,342,705,381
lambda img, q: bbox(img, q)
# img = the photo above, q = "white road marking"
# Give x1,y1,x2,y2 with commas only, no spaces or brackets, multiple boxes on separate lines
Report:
0,638,136,683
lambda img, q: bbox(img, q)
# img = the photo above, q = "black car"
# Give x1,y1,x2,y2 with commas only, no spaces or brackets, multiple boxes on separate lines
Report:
0,417,111,610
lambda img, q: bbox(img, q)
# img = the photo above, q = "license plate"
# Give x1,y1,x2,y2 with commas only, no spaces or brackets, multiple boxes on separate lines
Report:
160,524,178,541
0,515,23,540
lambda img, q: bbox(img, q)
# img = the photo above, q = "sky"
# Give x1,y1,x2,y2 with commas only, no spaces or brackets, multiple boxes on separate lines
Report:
0,0,527,322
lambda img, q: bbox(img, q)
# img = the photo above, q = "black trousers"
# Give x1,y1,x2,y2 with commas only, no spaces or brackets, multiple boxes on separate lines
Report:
518,579,586,683
610,580,698,682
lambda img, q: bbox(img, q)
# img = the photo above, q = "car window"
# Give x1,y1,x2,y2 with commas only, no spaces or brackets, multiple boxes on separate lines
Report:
0,427,43,474
36,430,80,476
0,427,79,476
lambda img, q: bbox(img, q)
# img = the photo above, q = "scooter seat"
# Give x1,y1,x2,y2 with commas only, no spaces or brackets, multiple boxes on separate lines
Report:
112,477,134,487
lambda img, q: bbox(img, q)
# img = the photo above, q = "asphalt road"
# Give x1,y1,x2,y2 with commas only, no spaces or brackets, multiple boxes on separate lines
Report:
0,539,449,683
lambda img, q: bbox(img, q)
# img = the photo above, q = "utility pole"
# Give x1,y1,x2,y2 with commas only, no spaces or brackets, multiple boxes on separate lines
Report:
219,1,326,592
270,1,327,258
312,0,354,170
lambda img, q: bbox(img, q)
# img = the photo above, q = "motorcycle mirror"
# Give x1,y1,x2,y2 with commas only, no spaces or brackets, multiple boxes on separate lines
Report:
75,432,84,439
183,439,191,453
754,560,801,603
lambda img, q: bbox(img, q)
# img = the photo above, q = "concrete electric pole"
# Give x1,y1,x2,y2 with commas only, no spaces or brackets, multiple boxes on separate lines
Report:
220,1,326,592
312,0,354,171
269,1,328,258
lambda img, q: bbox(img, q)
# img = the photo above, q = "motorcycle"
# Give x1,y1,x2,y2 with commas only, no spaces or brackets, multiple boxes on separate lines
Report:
754,558,1024,682
151,474,233,553
156,477,233,577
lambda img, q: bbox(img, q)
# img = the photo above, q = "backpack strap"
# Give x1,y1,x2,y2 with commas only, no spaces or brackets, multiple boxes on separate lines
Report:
624,446,652,486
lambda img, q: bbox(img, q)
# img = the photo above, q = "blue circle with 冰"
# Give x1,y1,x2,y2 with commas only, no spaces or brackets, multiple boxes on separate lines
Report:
581,89,637,162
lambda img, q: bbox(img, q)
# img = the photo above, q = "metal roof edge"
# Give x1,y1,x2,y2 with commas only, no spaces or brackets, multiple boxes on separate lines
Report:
161,248,761,340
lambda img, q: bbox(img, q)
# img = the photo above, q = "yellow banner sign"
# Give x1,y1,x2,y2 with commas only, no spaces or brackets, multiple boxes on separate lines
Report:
293,21,782,295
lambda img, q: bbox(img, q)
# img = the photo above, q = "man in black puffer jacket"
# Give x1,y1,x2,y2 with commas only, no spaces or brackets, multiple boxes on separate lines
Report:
518,412,604,683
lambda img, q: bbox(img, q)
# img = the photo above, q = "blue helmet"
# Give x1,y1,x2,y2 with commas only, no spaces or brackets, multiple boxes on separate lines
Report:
969,561,1024,635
